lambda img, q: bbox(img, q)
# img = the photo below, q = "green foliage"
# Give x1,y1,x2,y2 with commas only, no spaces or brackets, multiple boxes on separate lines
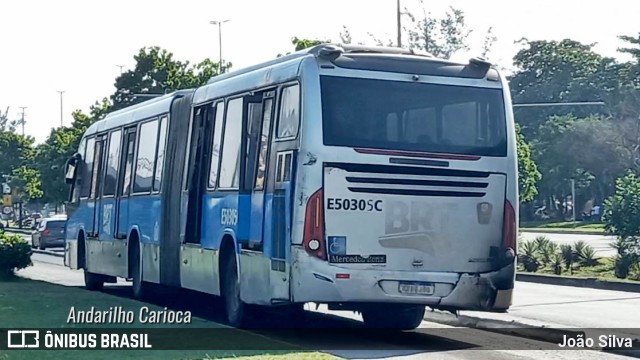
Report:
519,238,600,274
603,171,640,239
602,171,640,278
28,47,228,205
0,107,18,132
11,166,43,201
110,47,231,112
509,39,617,138
291,37,329,51
617,32,640,61
404,4,471,59
0,232,32,277
516,124,541,203
0,131,35,176
517,240,540,272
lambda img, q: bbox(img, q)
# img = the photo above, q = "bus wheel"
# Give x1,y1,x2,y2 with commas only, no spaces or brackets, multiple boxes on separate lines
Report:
222,253,248,328
361,304,425,330
131,242,150,300
84,270,104,291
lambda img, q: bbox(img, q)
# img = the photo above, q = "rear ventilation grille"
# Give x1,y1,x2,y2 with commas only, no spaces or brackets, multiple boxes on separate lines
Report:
327,162,489,198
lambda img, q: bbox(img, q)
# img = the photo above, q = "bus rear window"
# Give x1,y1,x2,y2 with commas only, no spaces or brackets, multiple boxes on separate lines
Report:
320,76,508,157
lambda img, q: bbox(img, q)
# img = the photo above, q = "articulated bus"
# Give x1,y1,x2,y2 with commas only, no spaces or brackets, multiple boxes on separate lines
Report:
64,44,518,330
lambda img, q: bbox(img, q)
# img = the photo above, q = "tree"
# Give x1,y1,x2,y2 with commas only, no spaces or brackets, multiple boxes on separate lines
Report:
32,47,228,205
110,47,231,112
516,124,541,203
11,166,43,202
618,32,640,61
291,37,329,52
0,107,17,133
0,131,34,177
403,4,471,59
34,99,111,205
339,25,352,44
602,170,640,278
508,39,618,138
481,27,497,59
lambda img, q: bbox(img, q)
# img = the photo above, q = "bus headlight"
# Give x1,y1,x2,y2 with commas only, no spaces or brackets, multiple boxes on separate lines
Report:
308,239,320,251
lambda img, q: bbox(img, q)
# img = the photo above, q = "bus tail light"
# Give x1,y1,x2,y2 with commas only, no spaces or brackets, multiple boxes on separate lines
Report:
303,189,327,261
502,200,516,255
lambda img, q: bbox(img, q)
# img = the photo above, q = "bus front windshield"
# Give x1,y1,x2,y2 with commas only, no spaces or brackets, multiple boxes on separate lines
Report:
320,75,508,157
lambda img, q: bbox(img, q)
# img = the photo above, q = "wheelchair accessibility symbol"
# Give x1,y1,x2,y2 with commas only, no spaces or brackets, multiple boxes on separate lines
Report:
328,236,347,256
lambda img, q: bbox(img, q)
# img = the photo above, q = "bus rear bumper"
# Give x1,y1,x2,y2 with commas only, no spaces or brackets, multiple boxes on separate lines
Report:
291,247,515,312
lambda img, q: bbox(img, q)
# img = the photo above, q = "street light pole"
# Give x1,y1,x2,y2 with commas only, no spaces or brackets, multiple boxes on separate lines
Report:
57,91,65,127
397,0,402,47
210,19,230,72
18,107,26,136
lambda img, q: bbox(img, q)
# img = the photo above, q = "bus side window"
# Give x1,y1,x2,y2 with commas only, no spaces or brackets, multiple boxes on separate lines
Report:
154,116,168,192
208,103,225,188
243,100,264,191
133,119,159,194
218,98,244,189
89,138,105,199
276,84,300,139
120,131,137,196
103,130,122,197
255,98,273,190
80,137,95,199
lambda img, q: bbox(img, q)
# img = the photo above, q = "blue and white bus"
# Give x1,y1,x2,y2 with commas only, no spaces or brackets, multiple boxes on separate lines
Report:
64,44,518,330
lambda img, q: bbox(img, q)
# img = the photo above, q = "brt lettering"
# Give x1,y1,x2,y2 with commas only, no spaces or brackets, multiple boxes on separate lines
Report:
385,201,437,235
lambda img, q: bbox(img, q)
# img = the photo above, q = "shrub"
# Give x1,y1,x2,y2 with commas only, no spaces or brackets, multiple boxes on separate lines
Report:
560,244,574,271
551,252,563,275
603,171,640,278
577,245,599,267
538,241,559,267
0,232,32,278
518,240,540,272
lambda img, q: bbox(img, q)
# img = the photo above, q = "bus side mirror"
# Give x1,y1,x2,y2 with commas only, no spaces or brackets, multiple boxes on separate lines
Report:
64,153,81,185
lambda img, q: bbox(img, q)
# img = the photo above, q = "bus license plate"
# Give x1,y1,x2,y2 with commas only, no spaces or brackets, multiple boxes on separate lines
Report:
398,282,434,295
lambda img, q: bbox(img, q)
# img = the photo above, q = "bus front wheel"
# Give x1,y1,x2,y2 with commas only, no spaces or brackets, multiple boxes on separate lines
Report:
84,270,104,291
222,253,248,328
361,304,425,330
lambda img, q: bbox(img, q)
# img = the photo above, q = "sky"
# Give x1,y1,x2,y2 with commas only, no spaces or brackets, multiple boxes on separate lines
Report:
1,0,639,144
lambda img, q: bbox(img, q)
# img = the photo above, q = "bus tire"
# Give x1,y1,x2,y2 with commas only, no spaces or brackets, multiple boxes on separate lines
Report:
361,304,425,330
222,252,248,328
84,270,104,291
80,235,103,291
130,240,150,300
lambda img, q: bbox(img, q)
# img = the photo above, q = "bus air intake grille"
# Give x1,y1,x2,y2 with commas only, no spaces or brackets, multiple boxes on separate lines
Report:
325,162,490,198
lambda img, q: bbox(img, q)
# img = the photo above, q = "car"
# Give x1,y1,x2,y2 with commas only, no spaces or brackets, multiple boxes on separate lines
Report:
31,218,66,250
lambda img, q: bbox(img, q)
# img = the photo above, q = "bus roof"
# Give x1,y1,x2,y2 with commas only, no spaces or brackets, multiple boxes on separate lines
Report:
193,44,497,105
83,89,194,137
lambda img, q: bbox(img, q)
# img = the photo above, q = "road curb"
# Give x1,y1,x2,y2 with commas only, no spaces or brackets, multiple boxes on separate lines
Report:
516,273,640,293
602,340,640,358
32,249,64,258
3,228,33,235
423,310,584,345
520,229,606,236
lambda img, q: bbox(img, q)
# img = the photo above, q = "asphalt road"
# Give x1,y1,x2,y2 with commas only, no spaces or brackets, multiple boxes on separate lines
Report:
520,232,617,257
12,252,639,359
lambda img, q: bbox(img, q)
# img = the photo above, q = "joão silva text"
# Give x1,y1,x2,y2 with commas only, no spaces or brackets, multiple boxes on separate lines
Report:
559,334,634,348
67,306,192,324
44,331,151,349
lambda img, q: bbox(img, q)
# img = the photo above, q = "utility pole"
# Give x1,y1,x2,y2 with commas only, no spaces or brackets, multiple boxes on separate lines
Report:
57,91,64,127
397,0,402,47
210,19,230,72
18,107,26,136
116,65,125,74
